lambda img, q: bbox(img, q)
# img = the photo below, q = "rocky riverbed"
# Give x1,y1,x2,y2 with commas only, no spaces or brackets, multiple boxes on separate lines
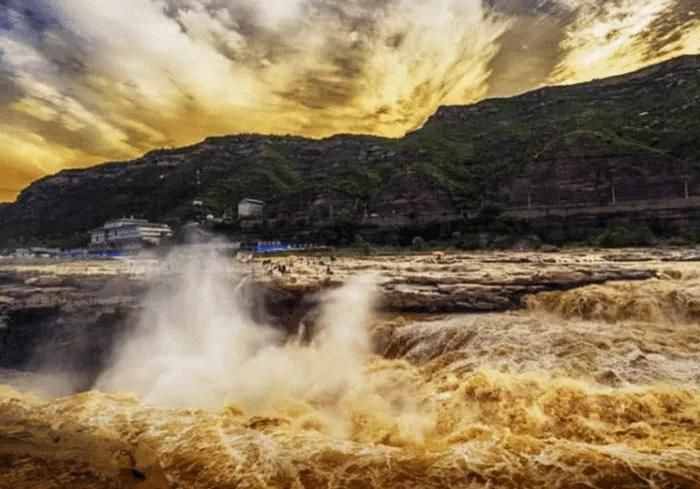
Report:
1,248,700,488
0,249,694,389
0,249,666,381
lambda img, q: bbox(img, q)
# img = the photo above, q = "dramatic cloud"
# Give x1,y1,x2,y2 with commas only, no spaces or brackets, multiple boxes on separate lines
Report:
0,0,698,201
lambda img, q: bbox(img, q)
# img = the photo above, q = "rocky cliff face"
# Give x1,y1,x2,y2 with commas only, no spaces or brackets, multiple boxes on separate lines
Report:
1,55,699,246
0,268,146,392
510,131,690,207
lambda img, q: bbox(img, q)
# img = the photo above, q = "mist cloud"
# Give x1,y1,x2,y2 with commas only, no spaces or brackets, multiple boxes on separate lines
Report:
0,0,698,201
96,250,379,412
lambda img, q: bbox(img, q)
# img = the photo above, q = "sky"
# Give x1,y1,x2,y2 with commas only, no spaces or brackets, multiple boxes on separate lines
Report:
0,0,698,202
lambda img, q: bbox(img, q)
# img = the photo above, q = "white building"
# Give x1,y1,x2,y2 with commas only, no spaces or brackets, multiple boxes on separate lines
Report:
238,198,264,219
90,218,173,249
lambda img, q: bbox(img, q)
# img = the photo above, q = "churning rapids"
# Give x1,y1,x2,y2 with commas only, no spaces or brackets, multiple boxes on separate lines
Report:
1,249,700,488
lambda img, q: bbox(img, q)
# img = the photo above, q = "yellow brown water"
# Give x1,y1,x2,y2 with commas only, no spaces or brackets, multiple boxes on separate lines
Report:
1,254,700,488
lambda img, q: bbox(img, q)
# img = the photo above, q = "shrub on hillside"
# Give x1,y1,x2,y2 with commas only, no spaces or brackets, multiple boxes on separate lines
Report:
594,225,656,248
457,234,483,250
412,236,427,251
353,234,373,256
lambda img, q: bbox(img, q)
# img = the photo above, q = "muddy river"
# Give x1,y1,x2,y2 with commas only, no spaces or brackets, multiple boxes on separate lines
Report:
1,249,699,488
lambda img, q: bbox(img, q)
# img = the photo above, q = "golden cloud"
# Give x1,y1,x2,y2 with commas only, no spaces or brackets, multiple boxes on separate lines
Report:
0,0,698,201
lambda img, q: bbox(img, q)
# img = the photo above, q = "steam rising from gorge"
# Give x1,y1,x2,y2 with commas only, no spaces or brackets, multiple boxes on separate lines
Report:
95,250,437,442
97,250,376,409
0,0,699,201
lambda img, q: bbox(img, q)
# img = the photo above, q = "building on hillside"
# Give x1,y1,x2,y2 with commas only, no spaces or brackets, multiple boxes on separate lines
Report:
238,198,264,219
90,218,173,249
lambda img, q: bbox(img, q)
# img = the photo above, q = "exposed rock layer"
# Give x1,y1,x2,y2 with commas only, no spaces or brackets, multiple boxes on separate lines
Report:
0,249,691,388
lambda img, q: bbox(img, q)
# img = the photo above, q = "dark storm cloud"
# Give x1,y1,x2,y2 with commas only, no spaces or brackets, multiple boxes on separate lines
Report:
0,1,11,31
486,0,573,17
0,13,110,158
485,5,569,97
0,0,88,82
162,0,403,112
639,0,699,60
0,51,22,106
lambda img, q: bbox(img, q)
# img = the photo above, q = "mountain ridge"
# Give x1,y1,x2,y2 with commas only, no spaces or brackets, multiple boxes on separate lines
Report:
18,55,700,188
1,54,699,248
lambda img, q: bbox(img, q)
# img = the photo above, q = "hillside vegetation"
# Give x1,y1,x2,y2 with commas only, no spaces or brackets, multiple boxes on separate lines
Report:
0,55,698,247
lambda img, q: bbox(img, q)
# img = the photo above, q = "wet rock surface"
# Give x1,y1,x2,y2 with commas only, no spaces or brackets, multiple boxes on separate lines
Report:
0,247,682,398
0,249,683,379
250,250,663,313
0,266,144,390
